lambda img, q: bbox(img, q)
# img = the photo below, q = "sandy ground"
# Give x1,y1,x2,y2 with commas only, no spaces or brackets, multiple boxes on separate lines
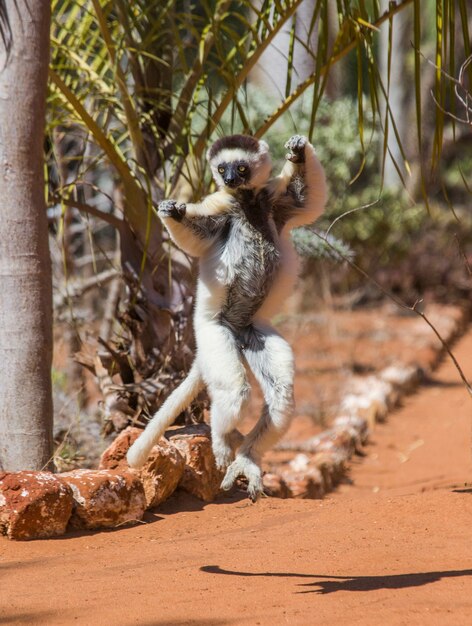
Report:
1,328,472,625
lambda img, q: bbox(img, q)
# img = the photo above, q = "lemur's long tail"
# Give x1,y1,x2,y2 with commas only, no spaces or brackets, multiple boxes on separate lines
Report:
127,361,204,468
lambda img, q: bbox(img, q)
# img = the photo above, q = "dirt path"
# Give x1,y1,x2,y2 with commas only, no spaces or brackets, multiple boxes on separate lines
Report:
2,330,472,626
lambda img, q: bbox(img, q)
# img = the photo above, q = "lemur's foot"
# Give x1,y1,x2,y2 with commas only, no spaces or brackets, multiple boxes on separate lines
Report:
158,199,187,221
285,135,307,163
221,454,263,502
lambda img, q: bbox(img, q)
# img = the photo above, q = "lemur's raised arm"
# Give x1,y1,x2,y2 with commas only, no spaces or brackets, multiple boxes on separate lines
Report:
128,134,326,502
269,135,327,231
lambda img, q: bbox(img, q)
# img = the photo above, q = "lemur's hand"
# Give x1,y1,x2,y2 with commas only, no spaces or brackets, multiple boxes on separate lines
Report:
285,135,307,163
158,200,187,222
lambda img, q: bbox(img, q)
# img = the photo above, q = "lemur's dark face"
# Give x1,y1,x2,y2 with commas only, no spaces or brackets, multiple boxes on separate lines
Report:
208,138,272,191
217,160,250,189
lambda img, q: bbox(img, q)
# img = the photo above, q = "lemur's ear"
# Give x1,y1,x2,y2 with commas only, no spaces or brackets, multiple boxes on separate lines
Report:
258,140,269,155
206,147,212,163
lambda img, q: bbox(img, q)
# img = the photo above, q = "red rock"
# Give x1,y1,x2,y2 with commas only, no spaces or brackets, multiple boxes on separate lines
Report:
99,426,142,470
314,428,357,460
139,441,185,508
262,472,290,498
167,424,224,502
288,453,311,473
60,469,146,530
100,427,186,509
333,416,369,445
312,452,345,491
0,471,73,540
282,468,324,499
277,448,346,499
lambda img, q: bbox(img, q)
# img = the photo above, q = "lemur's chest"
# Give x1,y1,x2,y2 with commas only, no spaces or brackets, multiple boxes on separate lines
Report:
212,190,281,329
219,189,280,280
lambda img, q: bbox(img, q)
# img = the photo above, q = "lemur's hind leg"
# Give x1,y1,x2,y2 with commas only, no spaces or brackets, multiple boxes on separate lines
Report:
221,323,295,501
196,321,251,470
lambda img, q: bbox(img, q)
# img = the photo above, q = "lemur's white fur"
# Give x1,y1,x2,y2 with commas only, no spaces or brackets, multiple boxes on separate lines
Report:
127,135,327,500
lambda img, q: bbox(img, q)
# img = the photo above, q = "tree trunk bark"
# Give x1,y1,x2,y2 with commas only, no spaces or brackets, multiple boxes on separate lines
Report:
379,0,412,189
251,0,318,98
0,2,53,471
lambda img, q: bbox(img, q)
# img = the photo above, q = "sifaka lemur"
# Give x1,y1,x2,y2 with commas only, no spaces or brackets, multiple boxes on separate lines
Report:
127,134,327,501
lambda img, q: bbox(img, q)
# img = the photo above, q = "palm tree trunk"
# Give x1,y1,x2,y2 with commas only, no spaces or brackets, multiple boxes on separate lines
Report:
379,0,412,189
0,2,53,471
251,0,318,97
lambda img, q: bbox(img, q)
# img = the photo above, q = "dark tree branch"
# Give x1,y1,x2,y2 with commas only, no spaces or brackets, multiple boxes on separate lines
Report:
51,196,124,231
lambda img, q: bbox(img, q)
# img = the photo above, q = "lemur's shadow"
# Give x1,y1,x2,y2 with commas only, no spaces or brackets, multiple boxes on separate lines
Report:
200,565,472,595
156,488,249,516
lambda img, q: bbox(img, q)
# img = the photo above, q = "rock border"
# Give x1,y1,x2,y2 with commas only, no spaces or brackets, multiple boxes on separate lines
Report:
1,306,467,539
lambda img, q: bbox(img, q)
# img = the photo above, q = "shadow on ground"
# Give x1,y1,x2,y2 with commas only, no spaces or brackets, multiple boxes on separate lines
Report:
38,490,248,541
201,565,472,595
0,612,56,625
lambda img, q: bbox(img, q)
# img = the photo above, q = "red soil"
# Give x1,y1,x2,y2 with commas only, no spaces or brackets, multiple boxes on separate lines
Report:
2,326,472,625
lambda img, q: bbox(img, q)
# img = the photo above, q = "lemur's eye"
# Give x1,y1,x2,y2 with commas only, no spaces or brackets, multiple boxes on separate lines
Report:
238,165,247,173
218,166,225,174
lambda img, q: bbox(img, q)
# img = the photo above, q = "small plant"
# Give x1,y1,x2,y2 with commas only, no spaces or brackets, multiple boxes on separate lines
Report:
292,228,355,262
